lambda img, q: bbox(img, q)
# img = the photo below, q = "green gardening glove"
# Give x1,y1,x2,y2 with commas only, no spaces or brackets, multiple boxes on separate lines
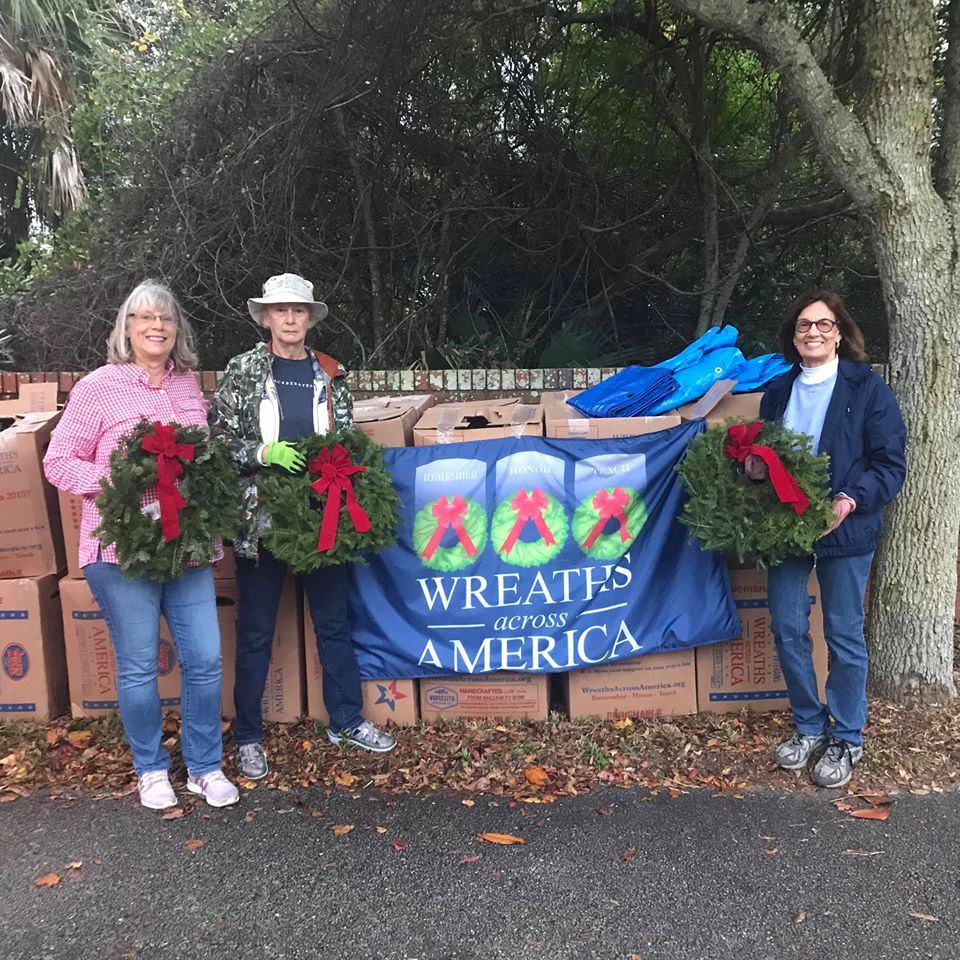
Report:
262,440,306,474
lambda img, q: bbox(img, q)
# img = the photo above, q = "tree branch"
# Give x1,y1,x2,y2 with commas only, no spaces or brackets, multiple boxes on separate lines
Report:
666,0,888,213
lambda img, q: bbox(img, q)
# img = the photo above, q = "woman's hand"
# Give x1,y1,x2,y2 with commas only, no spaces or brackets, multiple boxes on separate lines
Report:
822,494,856,536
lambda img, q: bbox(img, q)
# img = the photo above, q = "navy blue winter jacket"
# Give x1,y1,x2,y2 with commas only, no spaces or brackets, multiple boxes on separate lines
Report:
759,360,907,558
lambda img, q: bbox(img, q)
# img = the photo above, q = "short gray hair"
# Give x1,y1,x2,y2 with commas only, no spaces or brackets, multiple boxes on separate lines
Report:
106,279,199,370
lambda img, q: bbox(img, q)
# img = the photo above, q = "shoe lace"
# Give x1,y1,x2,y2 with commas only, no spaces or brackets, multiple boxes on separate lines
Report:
823,739,849,764
239,743,264,760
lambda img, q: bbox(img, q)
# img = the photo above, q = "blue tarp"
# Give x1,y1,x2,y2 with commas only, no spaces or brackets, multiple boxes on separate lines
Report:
568,365,678,418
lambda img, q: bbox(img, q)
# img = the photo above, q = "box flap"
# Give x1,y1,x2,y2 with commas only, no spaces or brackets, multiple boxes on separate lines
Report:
682,379,738,419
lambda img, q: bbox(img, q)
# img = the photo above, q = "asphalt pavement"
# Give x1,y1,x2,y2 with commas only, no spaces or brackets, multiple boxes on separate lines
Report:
2,785,958,960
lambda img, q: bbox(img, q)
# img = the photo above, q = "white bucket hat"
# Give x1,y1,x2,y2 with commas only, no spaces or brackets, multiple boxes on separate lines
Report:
247,273,329,324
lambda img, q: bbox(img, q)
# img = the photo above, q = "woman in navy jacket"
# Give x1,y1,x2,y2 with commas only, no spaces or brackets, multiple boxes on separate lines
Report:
760,290,906,788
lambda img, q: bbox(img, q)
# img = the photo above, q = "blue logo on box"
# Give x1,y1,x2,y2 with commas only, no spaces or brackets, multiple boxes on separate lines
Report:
425,685,458,710
2,643,29,680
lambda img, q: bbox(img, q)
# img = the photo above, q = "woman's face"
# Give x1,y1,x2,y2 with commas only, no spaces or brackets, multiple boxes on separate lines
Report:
261,303,313,349
793,300,841,367
127,302,177,367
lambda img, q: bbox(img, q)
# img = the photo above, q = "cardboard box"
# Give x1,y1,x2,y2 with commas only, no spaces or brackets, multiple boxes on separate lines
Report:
353,395,437,447
60,577,183,717
543,402,681,440
304,608,418,726
0,389,66,578
675,382,763,425
419,673,549,721
219,575,304,723
696,567,827,713
57,490,84,579
0,574,68,719
414,399,543,445
565,650,697,720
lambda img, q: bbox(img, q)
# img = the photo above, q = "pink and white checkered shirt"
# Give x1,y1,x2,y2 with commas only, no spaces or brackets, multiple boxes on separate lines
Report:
44,362,223,569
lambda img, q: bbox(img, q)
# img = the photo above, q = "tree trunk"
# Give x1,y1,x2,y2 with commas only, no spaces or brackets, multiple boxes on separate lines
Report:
867,200,960,700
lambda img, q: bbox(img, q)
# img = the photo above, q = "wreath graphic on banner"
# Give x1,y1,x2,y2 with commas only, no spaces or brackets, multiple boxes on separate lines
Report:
572,486,647,561
676,418,834,568
413,495,488,572
94,420,243,581
491,488,567,568
258,429,400,573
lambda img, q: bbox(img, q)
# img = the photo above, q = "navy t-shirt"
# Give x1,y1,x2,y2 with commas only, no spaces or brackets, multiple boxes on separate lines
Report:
272,355,315,440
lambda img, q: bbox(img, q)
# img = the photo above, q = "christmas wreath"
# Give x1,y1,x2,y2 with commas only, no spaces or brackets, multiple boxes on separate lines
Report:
572,486,647,560
94,420,243,581
491,488,567,567
258,429,400,573
414,495,488,572
676,418,834,568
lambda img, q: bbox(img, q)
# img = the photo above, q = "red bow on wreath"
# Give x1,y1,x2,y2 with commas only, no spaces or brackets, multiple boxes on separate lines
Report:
420,495,479,560
141,422,195,542
723,421,810,516
308,444,372,552
500,489,556,555
582,487,632,550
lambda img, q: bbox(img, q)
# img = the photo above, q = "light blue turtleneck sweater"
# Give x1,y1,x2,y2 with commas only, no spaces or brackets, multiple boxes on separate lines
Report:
783,357,838,455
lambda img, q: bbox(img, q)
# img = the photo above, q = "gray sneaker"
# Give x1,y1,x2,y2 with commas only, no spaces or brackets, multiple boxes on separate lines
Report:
811,737,863,788
327,719,397,754
773,732,827,770
236,742,268,780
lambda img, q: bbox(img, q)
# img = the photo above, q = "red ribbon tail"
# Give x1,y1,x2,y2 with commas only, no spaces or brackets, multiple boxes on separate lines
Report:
344,483,372,534
452,519,478,557
420,522,448,560
317,486,343,552
582,519,606,551
751,447,811,516
532,515,557,546
500,518,525,555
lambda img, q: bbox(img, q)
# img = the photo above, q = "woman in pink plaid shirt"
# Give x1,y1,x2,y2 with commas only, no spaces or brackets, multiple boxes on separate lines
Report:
44,280,239,811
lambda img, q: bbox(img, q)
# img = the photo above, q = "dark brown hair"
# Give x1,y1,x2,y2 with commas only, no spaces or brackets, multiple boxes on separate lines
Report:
778,289,868,364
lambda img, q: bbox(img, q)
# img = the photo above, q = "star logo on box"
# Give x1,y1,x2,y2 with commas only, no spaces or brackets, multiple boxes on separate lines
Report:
373,680,407,712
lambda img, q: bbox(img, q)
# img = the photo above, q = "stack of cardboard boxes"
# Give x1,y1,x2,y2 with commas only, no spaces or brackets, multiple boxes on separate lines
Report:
0,383,69,719
1,375,831,729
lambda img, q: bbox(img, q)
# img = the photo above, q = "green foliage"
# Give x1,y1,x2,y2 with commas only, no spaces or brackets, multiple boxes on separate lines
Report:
259,428,400,573
676,418,834,568
94,419,244,581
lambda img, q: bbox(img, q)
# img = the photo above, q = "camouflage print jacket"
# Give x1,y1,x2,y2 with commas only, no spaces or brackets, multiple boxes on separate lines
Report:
211,341,353,559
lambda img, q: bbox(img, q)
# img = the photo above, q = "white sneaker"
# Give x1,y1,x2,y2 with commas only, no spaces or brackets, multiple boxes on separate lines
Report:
187,769,240,808
137,771,178,810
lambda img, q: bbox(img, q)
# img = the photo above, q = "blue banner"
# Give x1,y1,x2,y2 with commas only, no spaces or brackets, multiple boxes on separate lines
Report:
350,420,740,678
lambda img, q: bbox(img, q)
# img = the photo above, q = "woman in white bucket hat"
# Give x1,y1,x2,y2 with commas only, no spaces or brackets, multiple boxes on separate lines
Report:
212,273,397,780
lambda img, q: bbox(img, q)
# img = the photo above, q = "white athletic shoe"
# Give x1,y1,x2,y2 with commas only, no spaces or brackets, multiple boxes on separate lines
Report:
137,770,178,810
187,769,240,807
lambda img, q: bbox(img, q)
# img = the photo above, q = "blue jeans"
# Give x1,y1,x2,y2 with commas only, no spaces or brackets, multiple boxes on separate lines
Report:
233,547,363,744
83,562,224,776
767,552,874,747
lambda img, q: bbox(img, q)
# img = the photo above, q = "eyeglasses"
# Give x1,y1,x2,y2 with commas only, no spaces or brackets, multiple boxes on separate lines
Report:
129,312,176,326
795,318,837,334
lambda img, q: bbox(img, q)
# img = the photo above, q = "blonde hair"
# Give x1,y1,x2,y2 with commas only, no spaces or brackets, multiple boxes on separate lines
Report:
106,279,199,370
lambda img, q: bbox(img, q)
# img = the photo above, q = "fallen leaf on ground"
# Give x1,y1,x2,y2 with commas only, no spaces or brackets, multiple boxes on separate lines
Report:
851,807,890,821
621,847,637,861
460,855,481,864
763,848,779,856
461,798,475,807
184,839,205,852
793,911,806,924
477,832,525,845
67,731,92,748
524,766,549,787
612,718,633,729
375,826,388,834
311,810,324,818
301,740,313,752
0,793,18,803
243,811,256,823
46,729,61,746
909,913,939,922
334,772,358,788
161,808,185,820
66,861,82,869
392,840,408,851
331,824,354,836
35,873,61,888
594,805,614,816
